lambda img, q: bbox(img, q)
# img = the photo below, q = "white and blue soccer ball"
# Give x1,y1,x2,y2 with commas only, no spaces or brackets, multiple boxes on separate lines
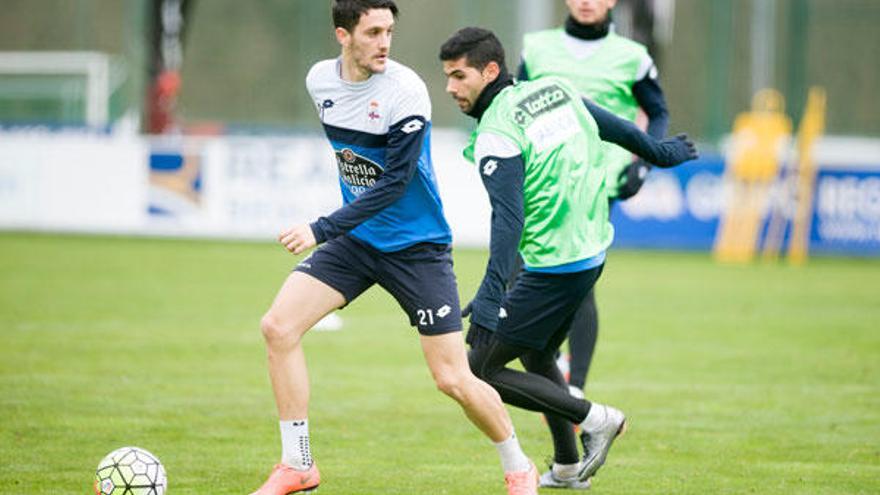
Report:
94,446,167,495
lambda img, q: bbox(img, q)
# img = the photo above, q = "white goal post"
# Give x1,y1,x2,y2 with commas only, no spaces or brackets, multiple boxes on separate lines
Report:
0,51,111,127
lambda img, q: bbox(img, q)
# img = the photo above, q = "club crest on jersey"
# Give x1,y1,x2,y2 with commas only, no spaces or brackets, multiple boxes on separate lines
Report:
341,148,356,163
335,148,384,195
368,100,381,122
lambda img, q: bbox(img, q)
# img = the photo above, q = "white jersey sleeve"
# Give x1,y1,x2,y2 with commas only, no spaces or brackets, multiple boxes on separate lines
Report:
635,52,658,81
387,67,432,125
474,132,522,164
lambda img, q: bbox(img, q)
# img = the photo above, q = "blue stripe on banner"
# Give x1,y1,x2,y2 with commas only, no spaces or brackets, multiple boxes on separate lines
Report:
150,153,184,171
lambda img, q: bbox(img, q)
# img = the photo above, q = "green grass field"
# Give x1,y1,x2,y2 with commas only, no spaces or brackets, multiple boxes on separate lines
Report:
1,233,878,494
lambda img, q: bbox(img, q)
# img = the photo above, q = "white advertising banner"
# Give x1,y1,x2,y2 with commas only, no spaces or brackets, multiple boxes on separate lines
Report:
145,131,491,245
8,130,875,255
0,133,147,232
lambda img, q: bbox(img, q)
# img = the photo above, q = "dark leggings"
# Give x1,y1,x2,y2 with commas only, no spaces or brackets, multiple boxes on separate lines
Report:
567,287,598,389
469,327,590,464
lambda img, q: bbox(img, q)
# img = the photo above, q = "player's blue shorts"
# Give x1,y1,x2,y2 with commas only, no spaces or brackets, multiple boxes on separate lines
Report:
496,265,604,350
294,234,462,335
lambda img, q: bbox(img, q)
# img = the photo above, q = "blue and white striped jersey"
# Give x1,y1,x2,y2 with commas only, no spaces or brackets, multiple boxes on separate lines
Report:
306,58,451,252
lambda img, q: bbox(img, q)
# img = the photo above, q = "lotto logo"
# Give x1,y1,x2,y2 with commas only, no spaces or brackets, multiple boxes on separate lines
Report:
483,160,498,176
401,119,424,134
498,307,508,318
437,305,452,318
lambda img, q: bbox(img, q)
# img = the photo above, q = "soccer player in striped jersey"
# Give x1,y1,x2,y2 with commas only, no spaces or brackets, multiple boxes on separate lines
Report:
249,2,538,494
439,27,694,489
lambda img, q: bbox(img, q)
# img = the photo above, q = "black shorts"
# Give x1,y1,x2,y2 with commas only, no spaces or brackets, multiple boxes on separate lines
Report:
294,235,462,335
495,265,604,351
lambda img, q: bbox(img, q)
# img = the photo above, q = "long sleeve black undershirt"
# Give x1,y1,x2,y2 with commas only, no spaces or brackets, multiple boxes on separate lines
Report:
582,98,685,168
310,116,427,244
470,154,525,331
632,73,669,140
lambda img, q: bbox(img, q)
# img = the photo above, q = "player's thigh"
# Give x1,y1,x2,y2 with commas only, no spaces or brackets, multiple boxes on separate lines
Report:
293,236,376,305
377,242,462,335
264,271,347,337
420,331,471,385
265,238,373,334
497,266,603,351
469,330,533,379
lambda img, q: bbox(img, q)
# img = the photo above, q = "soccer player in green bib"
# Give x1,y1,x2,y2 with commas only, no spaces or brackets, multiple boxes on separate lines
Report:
519,0,671,428
439,27,694,489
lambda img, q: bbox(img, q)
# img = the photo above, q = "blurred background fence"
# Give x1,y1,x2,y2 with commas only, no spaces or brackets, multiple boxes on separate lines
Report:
1,0,878,138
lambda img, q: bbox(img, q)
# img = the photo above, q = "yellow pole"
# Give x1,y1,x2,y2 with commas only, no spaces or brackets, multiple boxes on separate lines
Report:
788,87,827,265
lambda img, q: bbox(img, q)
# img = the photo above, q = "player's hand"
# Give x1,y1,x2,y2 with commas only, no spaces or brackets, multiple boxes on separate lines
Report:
465,321,494,349
656,133,698,168
616,161,651,200
278,224,317,255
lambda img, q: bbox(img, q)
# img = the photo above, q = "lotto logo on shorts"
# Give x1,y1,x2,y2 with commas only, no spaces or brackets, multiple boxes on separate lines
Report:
436,305,451,318
297,254,313,269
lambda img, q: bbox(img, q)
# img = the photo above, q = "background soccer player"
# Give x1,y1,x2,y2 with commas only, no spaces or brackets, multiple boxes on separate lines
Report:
250,2,538,494
439,27,695,489
518,0,671,413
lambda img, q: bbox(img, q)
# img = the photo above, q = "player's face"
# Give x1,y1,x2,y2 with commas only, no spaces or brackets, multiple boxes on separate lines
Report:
337,8,394,76
443,58,495,114
566,0,617,25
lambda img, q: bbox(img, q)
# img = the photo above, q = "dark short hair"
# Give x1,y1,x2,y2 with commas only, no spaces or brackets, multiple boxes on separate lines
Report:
438,27,507,72
332,0,399,32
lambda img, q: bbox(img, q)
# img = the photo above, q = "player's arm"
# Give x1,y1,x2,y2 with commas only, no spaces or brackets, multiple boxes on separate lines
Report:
308,115,426,244
582,98,697,168
616,62,671,199
279,116,426,254
633,63,669,140
468,133,525,332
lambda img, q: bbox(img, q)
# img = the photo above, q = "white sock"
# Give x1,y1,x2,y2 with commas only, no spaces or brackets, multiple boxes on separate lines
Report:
552,462,580,479
579,403,607,431
280,419,312,469
494,432,531,473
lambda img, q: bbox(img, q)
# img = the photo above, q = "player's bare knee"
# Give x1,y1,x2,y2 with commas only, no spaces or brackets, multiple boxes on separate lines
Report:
259,313,302,348
433,371,468,401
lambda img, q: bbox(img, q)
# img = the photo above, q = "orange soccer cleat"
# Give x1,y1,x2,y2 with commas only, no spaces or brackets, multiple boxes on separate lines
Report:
503,461,539,495
249,463,320,495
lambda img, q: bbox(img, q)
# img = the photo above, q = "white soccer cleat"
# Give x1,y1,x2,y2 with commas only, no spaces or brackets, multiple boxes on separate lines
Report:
578,404,626,480
539,468,592,490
